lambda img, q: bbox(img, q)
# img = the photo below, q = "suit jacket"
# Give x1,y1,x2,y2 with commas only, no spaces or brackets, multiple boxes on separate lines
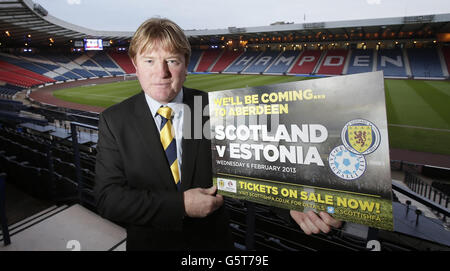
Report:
94,87,233,250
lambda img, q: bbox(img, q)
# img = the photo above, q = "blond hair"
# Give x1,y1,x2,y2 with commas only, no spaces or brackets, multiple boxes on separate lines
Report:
128,18,191,65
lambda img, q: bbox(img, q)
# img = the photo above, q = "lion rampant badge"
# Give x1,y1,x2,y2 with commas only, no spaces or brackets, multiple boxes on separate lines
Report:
341,119,381,155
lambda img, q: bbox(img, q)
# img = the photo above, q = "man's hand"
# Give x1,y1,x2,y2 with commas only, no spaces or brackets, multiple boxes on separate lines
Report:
290,210,342,235
184,186,223,218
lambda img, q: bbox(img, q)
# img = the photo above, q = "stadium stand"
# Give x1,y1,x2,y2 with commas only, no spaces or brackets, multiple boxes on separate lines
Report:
243,50,281,74
0,60,55,84
0,69,43,88
316,49,349,75
195,50,222,72
210,50,242,73
346,49,375,74
0,53,68,81
377,48,407,77
288,50,322,75
108,51,135,74
265,50,301,74
89,52,125,76
187,50,203,72
43,54,96,79
68,53,110,77
0,84,23,98
225,51,262,73
407,48,444,78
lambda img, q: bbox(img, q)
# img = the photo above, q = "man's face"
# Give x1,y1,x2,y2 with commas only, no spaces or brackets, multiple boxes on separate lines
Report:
133,43,187,104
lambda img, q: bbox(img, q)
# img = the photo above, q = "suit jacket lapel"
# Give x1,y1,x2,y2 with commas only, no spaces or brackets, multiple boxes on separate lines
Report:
131,92,175,190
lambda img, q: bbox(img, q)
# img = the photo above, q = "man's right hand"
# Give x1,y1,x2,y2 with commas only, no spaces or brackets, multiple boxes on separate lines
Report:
183,186,223,218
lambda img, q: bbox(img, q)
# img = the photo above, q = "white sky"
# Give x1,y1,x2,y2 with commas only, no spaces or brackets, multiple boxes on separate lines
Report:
34,0,450,32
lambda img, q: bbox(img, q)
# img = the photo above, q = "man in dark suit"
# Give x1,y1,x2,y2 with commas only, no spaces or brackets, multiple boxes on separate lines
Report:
95,17,341,251
94,18,233,250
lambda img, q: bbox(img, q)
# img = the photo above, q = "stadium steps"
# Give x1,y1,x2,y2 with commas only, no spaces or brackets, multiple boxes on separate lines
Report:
241,52,265,74
341,50,352,75
206,50,224,72
282,51,303,75
195,50,222,72
105,53,126,75
0,204,126,251
0,205,68,242
437,47,450,77
210,51,243,73
402,48,413,77
263,51,286,74
312,50,326,75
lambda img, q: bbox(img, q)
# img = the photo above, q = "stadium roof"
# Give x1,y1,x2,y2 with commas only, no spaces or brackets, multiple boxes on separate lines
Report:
1,0,450,48
0,0,133,47
187,14,450,45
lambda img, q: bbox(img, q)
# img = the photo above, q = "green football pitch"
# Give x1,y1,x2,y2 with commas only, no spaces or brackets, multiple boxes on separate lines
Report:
53,74,450,155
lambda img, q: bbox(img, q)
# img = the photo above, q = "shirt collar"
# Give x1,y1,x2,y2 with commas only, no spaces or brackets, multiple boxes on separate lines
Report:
144,88,184,118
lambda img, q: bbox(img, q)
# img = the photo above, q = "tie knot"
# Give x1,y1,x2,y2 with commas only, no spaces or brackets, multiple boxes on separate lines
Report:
157,106,173,120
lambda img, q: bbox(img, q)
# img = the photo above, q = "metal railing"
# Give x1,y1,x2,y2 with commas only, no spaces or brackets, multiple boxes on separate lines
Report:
403,171,449,221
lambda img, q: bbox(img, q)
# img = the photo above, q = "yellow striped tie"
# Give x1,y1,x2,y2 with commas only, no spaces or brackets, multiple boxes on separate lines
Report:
157,106,180,187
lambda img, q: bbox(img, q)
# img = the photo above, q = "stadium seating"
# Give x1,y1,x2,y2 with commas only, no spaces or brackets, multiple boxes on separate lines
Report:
21,54,83,80
0,60,55,84
210,51,242,73
243,51,281,73
0,53,67,81
346,49,374,74
407,48,444,78
108,51,135,74
69,54,108,77
195,50,222,72
0,85,23,98
265,50,300,74
316,49,349,75
89,52,125,76
288,50,322,75
187,50,203,72
44,54,96,79
377,49,407,77
224,51,262,73
0,48,446,83
0,69,43,87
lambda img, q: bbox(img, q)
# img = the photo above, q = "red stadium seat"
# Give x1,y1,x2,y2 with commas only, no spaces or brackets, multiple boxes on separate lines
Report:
196,50,222,72
0,60,54,83
0,68,43,87
210,51,242,73
316,49,349,75
108,52,136,74
288,50,322,75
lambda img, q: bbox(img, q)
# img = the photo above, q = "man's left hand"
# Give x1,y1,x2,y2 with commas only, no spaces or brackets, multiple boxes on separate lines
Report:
290,210,342,235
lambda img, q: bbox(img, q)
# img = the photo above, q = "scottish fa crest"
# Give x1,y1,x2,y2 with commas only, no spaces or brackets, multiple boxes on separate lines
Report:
329,119,381,181
341,119,380,155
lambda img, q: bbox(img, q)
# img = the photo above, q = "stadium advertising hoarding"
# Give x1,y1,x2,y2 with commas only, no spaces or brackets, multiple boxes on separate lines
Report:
209,71,393,231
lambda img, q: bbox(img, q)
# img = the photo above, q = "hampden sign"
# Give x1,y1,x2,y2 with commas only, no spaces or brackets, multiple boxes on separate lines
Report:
208,71,393,231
